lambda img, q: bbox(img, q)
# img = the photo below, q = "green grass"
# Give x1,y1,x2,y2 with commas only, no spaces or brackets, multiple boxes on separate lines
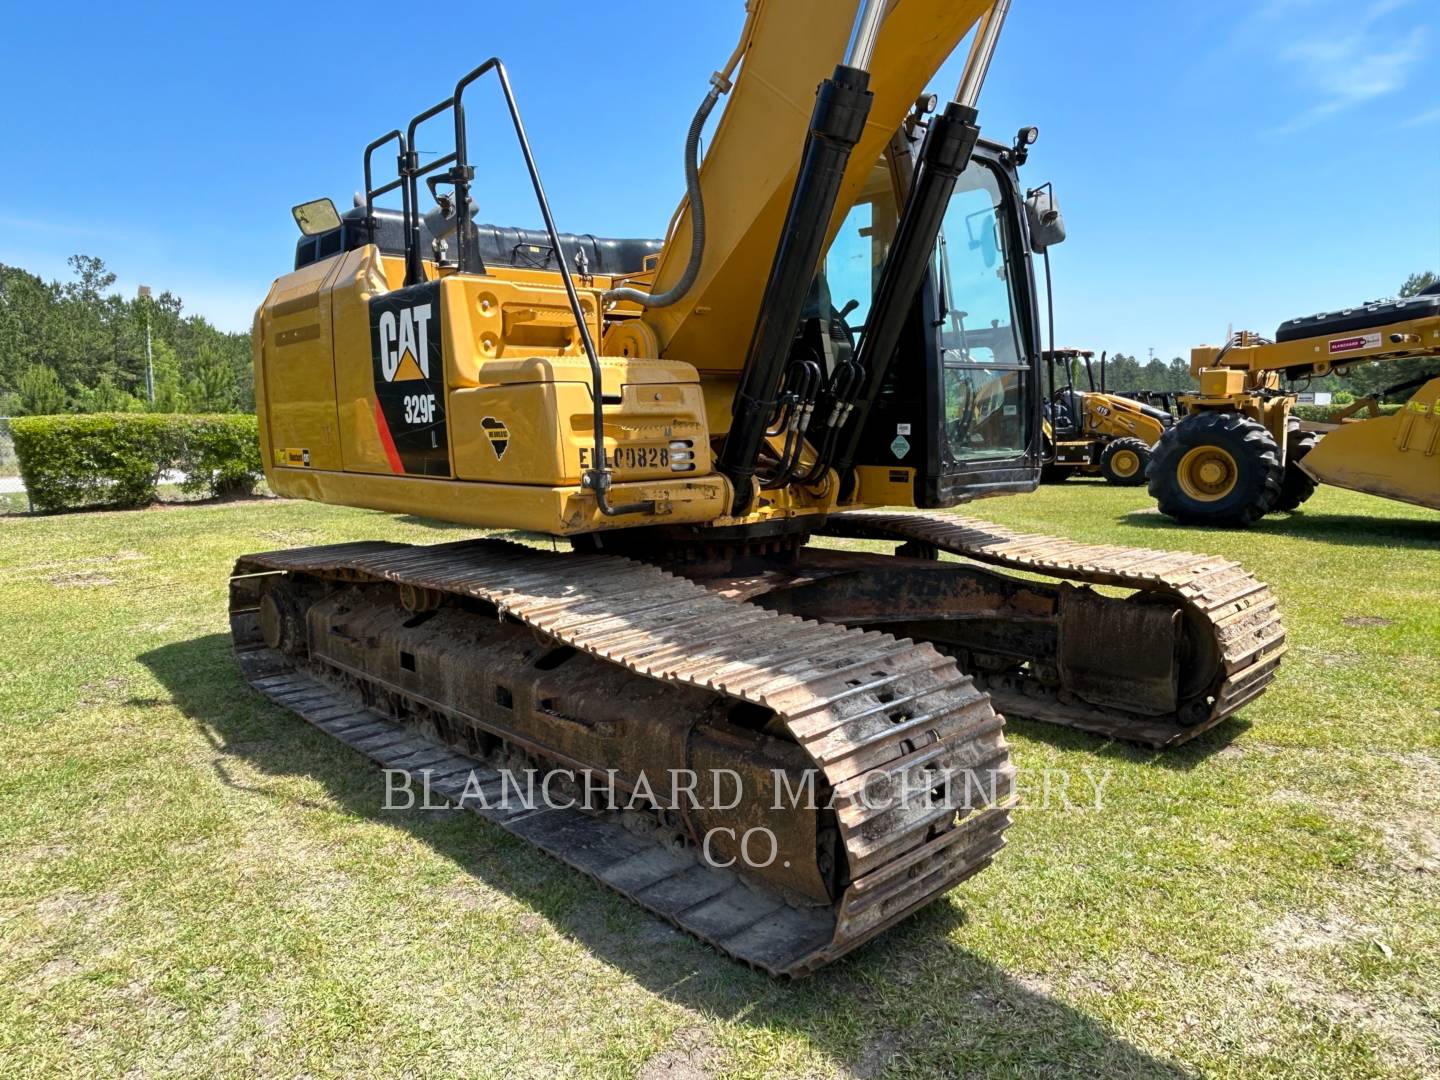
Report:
1,484,1436,1078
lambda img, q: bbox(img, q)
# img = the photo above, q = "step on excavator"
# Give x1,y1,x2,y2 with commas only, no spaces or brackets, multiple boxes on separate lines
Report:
233,0,1286,974
1149,288,1440,526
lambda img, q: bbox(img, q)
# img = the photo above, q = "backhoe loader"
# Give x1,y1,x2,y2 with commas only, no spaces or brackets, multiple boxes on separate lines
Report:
1149,288,1440,526
233,0,1285,974
1041,348,1172,485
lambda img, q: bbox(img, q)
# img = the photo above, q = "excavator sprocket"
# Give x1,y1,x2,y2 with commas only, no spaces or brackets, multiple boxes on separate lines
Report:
816,512,1287,747
229,538,1015,976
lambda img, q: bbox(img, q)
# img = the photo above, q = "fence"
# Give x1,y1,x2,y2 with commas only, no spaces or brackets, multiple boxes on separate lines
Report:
0,418,15,478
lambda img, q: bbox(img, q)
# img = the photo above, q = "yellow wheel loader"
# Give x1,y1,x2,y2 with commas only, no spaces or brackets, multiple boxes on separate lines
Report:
1149,289,1440,527
1041,349,1172,485
235,0,1285,974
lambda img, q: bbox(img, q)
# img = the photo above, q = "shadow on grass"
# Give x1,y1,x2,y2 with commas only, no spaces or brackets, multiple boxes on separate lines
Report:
138,632,1194,1079
1120,508,1439,549
1006,713,1253,773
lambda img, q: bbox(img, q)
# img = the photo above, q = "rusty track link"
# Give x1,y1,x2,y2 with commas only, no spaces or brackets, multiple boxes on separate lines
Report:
229,538,1015,976
818,512,1287,747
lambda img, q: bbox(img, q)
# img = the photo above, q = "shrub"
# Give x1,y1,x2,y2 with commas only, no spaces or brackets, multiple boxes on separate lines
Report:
1293,403,1404,423
12,413,262,513
176,415,264,498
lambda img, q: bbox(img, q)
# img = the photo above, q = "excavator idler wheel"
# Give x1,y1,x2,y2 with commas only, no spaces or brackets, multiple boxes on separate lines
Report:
1100,437,1152,487
258,583,310,656
399,582,443,614
1148,412,1283,527
1273,420,1320,513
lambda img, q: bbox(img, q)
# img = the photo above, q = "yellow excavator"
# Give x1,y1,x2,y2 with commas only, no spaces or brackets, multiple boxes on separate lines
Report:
1041,349,1172,485
1148,291,1440,526
234,0,1285,974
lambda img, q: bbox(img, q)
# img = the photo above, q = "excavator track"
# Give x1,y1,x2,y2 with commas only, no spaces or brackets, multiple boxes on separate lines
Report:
228,538,1015,976
817,512,1287,747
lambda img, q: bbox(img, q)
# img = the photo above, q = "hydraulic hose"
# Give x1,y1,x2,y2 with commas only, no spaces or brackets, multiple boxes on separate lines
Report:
602,78,728,309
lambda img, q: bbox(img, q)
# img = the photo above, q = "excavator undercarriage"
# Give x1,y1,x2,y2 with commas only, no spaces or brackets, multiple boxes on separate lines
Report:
230,539,1014,975
229,515,1282,970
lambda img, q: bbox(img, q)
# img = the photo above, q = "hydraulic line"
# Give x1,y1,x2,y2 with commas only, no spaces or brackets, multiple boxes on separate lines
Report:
601,3,756,310
826,1,1010,485
717,0,885,514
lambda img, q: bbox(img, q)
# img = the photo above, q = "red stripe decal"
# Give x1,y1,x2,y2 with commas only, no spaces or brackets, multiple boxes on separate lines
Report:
373,399,404,474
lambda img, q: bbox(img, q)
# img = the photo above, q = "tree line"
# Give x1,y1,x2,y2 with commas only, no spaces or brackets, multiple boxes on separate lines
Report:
0,256,252,416
1,257,1433,418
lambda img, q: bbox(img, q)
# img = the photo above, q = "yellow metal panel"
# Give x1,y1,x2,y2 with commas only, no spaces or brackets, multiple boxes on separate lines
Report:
254,255,346,470
266,467,732,534
1198,369,1245,398
1080,395,1166,445
329,247,396,474
639,0,993,372
853,465,917,508
1301,376,1440,510
451,379,710,486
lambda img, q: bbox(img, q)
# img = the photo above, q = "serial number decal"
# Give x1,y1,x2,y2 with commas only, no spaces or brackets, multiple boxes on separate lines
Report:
579,445,670,470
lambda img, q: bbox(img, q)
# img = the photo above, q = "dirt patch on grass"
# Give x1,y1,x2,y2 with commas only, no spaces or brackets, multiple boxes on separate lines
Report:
1343,616,1395,628
849,1033,900,1079
640,1027,718,1080
1264,912,1372,952
256,528,320,545
48,570,117,587
1260,967,1437,1075
33,889,121,928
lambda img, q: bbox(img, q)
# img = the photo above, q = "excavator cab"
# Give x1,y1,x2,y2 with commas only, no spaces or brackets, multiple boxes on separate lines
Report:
827,139,1044,506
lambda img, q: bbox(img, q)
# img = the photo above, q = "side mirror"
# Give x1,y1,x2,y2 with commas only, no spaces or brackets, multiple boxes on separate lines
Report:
1025,187,1067,253
292,197,341,236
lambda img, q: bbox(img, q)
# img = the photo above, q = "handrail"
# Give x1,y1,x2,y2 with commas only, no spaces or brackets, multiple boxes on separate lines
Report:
362,130,407,246
444,59,653,516
360,58,653,517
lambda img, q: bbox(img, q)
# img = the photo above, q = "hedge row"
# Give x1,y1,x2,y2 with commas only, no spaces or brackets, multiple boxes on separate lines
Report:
1292,403,1403,423
11,413,263,512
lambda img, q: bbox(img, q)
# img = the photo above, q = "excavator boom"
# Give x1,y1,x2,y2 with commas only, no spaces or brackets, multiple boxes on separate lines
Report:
638,0,995,371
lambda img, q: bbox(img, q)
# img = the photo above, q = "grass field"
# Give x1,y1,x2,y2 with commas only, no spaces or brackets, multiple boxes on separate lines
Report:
1,484,1436,1078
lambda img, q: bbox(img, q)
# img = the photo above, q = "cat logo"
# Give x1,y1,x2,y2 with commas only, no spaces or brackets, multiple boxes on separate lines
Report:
481,416,510,460
376,302,433,383
369,281,451,477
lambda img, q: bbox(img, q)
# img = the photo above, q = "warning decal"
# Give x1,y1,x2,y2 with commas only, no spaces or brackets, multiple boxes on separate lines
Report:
481,417,510,460
369,281,450,476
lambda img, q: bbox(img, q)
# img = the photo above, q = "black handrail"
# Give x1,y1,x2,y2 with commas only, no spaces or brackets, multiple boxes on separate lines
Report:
363,130,407,246
359,58,652,517
401,98,462,286
447,58,653,517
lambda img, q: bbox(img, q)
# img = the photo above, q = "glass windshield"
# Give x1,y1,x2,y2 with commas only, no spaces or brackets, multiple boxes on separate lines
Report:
823,157,899,336
935,163,1029,459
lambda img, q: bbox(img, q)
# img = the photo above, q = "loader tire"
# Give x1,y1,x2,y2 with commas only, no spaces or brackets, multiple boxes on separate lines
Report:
1149,412,1283,527
1100,437,1151,486
1273,422,1319,513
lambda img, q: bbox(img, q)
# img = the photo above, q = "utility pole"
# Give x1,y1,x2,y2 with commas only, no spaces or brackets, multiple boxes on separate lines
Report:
138,285,154,403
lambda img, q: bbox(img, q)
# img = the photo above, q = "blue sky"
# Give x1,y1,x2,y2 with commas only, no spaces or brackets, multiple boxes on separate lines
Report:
1,0,1435,361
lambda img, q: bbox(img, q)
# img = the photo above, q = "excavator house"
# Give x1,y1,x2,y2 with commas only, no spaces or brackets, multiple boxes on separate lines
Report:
232,0,1286,974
